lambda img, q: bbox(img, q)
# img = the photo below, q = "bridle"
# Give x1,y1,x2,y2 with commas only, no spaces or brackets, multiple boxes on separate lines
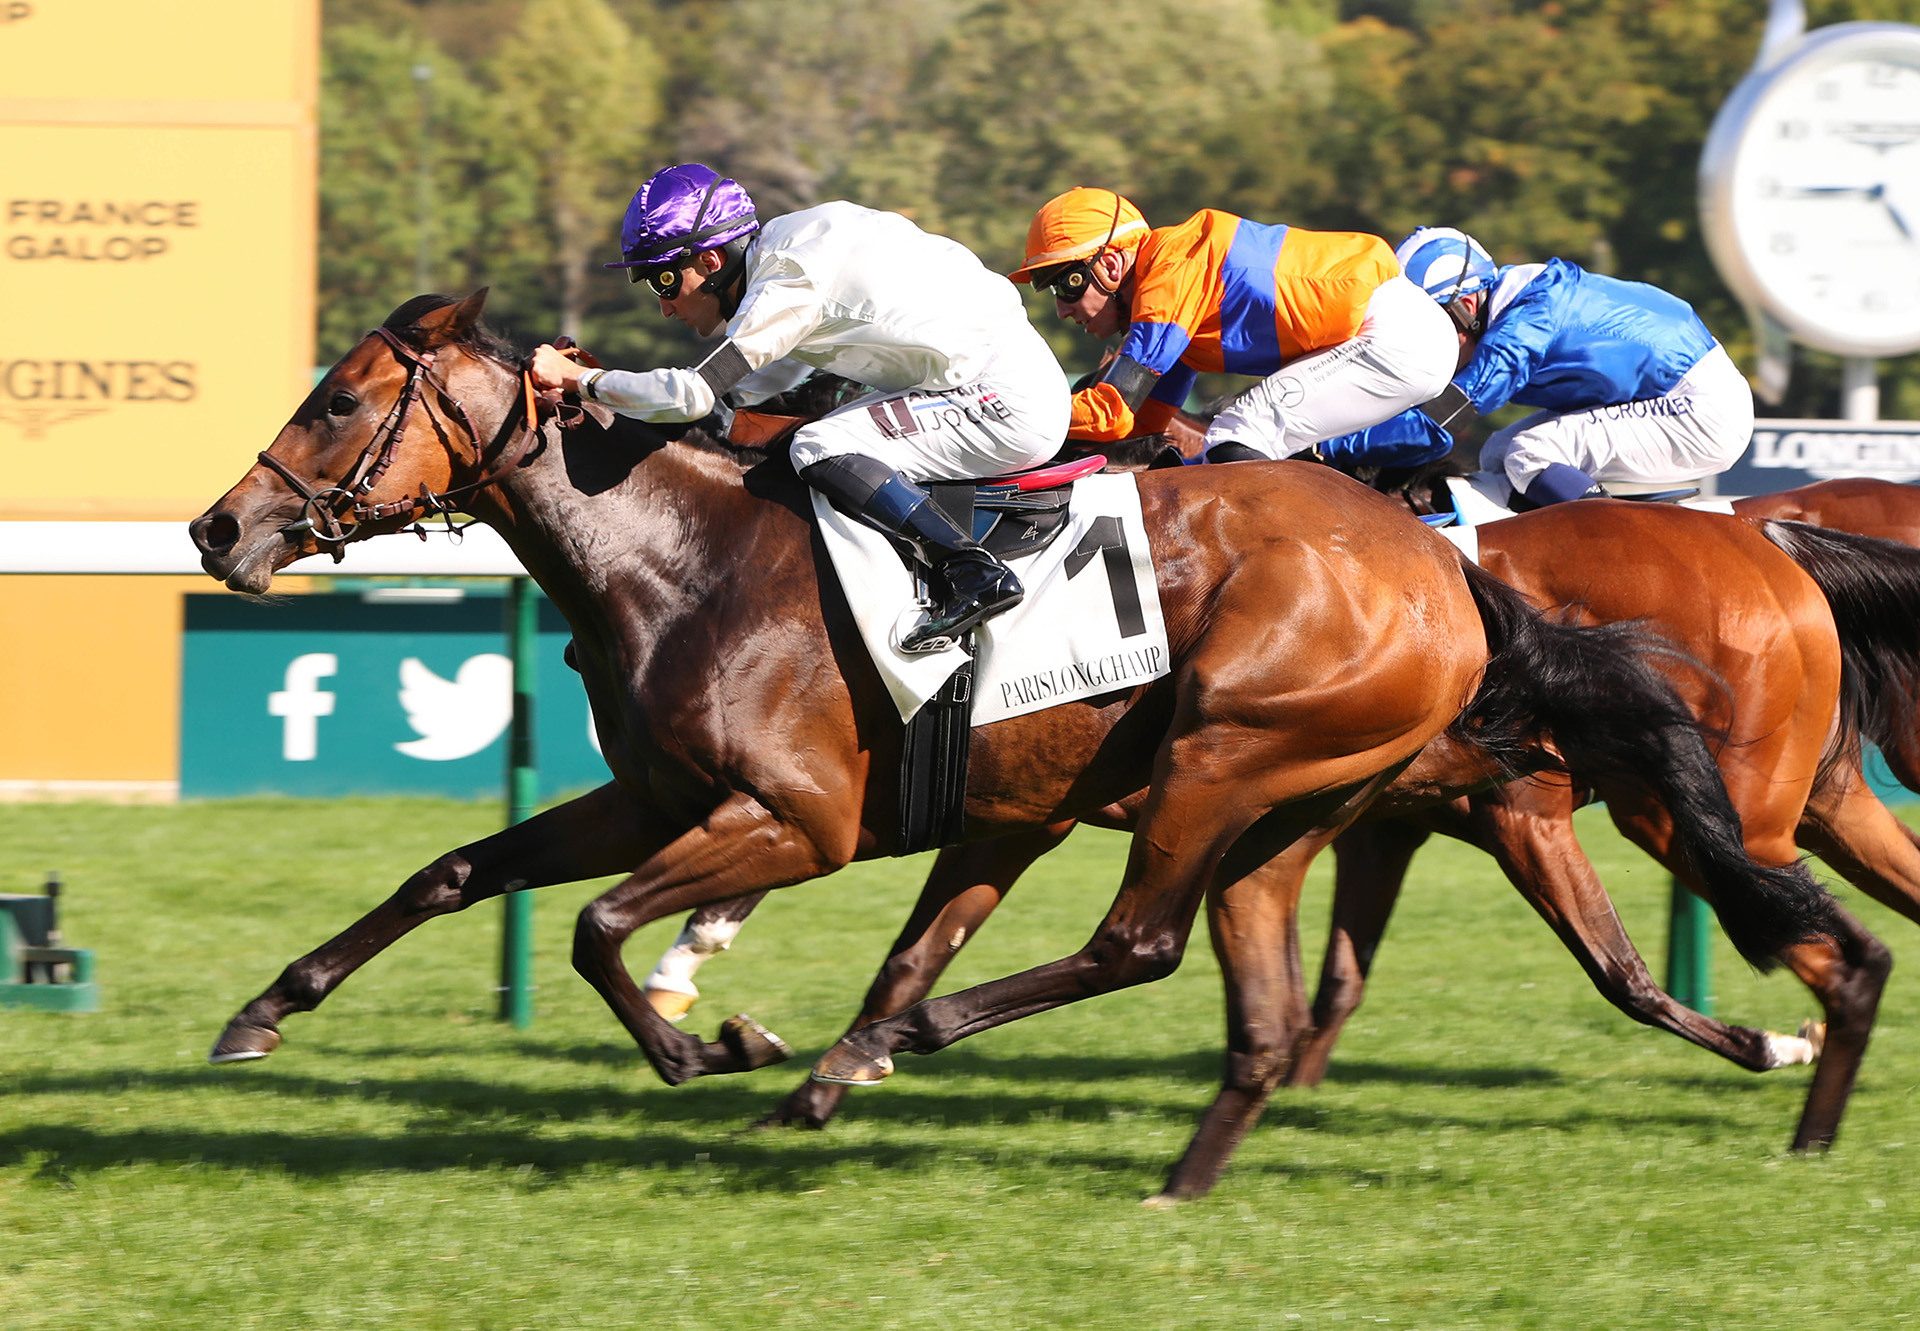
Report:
254,325,547,560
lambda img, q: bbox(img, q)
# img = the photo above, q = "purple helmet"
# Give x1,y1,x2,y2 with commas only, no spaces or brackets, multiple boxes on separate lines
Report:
605,163,759,282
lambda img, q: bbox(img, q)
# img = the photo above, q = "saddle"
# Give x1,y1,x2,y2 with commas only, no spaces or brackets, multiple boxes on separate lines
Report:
887,453,1107,856
932,453,1106,559
726,392,1111,857
727,397,1103,562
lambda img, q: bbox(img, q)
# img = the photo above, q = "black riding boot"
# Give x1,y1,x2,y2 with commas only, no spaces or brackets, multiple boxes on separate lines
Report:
800,455,1025,651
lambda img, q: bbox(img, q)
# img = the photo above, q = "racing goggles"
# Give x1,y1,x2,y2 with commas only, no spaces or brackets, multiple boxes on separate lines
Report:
633,262,689,298
1030,260,1099,304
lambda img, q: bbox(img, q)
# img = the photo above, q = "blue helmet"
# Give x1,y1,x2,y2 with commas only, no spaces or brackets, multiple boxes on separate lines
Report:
605,163,759,283
1394,226,1496,305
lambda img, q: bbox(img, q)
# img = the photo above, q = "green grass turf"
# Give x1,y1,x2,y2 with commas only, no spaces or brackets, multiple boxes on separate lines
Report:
3,797,1918,1329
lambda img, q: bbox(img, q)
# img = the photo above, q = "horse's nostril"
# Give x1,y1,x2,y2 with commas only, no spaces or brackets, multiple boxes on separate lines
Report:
189,511,240,557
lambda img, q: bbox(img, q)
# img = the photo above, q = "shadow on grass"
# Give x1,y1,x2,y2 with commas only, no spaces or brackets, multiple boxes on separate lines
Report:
0,1039,1761,1191
0,1043,1567,1131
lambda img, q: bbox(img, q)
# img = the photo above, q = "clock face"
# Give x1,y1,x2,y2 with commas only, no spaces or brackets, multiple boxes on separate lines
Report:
1703,24,1920,357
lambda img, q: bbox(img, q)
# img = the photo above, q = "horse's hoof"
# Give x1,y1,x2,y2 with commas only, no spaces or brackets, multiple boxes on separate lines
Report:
646,987,697,1022
750,1108,829,1132
1141,1192,1184,1210
208,1021,281,1065
1799,1019,1827,1060
720,1014,792,1070
810,1044,894,1086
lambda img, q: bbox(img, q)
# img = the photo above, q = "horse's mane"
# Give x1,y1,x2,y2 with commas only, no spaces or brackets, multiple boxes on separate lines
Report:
383,294,775,468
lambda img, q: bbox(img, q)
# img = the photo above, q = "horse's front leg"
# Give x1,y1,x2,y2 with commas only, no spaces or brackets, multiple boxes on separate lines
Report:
757,821,1077,1129
211,781,674,1064
571,790,853,1085
1151,836,1326,1204
1486,783,1815,1072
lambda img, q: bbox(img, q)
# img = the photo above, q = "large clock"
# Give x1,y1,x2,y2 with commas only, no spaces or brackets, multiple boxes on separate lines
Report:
1700,22,1920,358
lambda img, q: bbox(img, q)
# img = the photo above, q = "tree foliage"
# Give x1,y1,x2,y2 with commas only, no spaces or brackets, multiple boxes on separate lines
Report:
315,0,1919,416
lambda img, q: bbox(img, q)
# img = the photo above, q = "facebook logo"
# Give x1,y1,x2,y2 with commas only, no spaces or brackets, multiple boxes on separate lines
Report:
267,653,337,761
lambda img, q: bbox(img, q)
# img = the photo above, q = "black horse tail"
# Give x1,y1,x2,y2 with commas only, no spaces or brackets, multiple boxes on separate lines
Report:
1450,558,1840,971
1754,519,1920,788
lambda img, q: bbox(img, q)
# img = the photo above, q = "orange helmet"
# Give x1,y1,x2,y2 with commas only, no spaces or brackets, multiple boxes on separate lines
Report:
1008,187,1149,282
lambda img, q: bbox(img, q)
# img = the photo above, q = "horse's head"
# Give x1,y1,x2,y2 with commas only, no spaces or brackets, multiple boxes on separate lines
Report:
189,289,530,594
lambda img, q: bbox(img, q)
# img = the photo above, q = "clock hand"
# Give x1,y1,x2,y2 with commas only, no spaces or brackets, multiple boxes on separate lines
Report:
1787,185,1882,198
1883,189,1916,241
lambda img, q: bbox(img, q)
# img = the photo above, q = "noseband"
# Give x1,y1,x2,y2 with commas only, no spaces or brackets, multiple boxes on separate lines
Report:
254,325,545,560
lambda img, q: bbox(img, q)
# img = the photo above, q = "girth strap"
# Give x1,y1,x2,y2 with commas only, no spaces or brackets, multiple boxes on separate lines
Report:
897,480,978,853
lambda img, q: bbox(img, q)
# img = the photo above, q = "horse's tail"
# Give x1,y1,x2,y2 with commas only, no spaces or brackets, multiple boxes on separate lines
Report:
1450,558,1840,971
1753,519,1920,788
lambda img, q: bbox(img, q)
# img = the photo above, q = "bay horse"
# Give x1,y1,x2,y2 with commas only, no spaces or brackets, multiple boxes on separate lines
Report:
186,292,1835,1202
685,503,1903,1183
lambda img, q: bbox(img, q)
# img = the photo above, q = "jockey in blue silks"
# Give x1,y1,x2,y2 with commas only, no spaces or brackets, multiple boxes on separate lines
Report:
529,163,1070,650
1322,226,1754,508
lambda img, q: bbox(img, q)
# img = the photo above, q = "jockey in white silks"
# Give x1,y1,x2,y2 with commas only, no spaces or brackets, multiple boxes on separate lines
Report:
529,163,1071,1017
530,162,1070,652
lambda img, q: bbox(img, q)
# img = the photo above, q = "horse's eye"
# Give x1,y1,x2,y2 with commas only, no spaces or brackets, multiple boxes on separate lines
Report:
327,391,357,417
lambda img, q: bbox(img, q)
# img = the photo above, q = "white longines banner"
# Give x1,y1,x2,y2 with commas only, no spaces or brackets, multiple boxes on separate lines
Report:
1721,418,1920,493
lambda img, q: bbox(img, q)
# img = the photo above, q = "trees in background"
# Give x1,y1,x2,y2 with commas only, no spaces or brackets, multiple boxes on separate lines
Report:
316,0,1918,416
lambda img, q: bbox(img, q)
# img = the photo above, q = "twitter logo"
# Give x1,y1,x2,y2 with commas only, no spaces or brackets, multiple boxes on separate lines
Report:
395,654,513,760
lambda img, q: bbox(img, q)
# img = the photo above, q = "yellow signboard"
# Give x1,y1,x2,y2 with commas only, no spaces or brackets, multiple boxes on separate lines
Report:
1,123,314,515
0,0,316,791
0,1,311,106
0,0,316,519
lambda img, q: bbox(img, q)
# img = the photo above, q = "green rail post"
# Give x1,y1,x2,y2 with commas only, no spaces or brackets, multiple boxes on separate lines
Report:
1666,879,1713,1015
498,576,538,1027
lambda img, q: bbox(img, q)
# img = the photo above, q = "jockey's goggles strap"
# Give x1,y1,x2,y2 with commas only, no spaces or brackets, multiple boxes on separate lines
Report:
1422,382,1476,431
1097,353,1159,414
695,341,753,399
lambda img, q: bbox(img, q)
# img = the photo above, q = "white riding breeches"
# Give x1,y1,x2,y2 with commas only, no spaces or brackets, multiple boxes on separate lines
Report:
1479,342,1755,493
787,326,1070,482
1205,274,1460,459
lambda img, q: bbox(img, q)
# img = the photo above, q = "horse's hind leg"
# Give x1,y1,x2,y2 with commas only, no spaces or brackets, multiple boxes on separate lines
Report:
812,762,1392,1206
210,780,673,1064
1770,902,1891,1150
642,892,771,1021
1285,816,1435,1088
758,822,1075,1130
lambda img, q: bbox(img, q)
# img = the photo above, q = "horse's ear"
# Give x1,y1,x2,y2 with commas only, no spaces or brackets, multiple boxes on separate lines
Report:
411,288,490,349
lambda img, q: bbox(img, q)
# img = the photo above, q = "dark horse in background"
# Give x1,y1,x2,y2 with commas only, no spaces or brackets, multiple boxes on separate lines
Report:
186,292,1837,1201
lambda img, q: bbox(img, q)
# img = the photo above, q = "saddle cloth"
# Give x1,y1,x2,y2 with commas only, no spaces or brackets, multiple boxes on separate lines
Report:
1438,472,1736,563
812,472,1171,724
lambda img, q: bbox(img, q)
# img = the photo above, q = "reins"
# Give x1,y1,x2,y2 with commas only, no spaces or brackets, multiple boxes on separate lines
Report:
256,325,548,560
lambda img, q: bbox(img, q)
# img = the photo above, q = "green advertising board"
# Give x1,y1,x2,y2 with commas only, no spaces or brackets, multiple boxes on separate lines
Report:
180,588,610,799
